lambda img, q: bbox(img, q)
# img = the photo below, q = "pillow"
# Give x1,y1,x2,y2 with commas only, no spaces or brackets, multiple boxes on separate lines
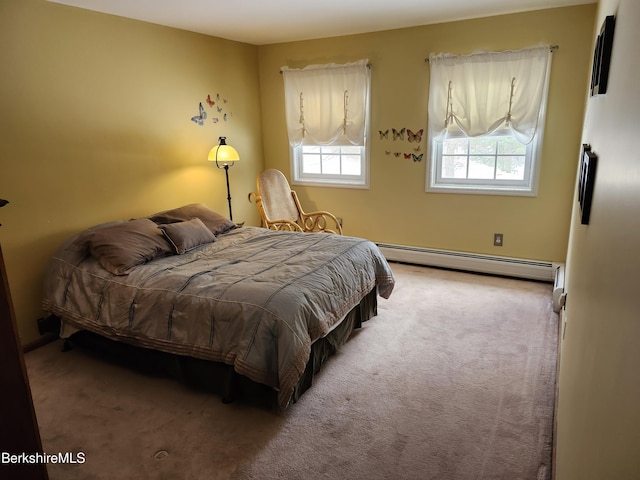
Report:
159,217,217,254
80,218,172,275
148,203,237,235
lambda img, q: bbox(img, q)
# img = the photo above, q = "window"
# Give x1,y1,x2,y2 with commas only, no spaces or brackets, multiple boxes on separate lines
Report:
282,59,370,188
430,128,541,194
426,46,552,196
293,144,367,187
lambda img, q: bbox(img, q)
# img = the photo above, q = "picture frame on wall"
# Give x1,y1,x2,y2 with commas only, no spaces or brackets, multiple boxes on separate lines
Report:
578,144,597,225
590,15,615,96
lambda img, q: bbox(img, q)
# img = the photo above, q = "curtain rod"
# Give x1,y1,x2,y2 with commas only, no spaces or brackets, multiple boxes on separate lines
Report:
424,45,559,63
279,63,372,74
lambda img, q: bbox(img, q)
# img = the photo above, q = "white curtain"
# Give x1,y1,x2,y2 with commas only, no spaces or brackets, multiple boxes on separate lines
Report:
281,59,370,147
427,45,552,145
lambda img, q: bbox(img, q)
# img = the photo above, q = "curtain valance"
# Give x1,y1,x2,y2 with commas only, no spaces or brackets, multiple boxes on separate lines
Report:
427,45,552,145
281,59,370,147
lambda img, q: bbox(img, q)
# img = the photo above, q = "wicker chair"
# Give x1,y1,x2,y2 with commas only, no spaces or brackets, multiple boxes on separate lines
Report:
248,169,343,234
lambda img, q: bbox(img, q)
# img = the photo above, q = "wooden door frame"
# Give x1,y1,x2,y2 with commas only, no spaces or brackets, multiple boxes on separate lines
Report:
0,200,48,479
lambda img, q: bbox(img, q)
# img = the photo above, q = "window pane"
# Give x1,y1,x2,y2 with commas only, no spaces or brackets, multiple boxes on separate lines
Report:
468,156,496,179
341,146,361,154
322,146,341,155
497,136,526,155
302,146,321,154
443,138,468,155
302,155,321,174
342,155,361,175
470,137,497,155
321,154,340,174
496,156,526,180
442,156,467,178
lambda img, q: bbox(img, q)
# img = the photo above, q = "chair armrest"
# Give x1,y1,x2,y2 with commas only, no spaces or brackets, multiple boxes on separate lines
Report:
290,191,343,234
266,220,304,232
299,211,343,234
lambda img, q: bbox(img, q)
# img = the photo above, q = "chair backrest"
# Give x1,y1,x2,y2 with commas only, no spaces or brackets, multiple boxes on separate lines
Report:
256,169,300,223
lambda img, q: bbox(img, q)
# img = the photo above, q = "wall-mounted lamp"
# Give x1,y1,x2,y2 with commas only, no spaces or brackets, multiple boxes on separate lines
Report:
208,136,240,221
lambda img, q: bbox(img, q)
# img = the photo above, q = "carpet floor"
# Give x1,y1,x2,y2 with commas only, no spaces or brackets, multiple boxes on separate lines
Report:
25,262,558,479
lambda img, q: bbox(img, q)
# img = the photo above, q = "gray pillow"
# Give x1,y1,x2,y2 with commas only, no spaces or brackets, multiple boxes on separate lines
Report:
148,203,237,235
80,218,172,275
159,217,217,254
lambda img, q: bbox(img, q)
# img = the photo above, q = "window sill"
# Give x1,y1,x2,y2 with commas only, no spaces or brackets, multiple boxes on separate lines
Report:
292,178,370,189
426,183,538,197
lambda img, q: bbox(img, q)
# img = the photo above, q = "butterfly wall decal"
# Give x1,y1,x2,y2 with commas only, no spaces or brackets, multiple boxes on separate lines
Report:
404,153,412,159
385,150,391,155
407,129,424,143
412,153,424,162
392,128,406,140
191,102,206,126
394,152,401,157
379,129,389,140
206,94,215,107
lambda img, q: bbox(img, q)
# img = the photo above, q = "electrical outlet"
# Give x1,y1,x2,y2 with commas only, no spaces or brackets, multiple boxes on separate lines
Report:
493,233,503,246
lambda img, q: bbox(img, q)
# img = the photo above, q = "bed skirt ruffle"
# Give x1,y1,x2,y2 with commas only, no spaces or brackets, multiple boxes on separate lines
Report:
47,287,377,410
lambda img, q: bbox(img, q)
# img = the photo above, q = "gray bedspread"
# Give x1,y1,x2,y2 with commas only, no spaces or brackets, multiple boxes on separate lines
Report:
42,226,395,408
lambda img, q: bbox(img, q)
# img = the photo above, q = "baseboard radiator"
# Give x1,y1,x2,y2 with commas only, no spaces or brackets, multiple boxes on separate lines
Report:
377,243,561,283
552,263,566,313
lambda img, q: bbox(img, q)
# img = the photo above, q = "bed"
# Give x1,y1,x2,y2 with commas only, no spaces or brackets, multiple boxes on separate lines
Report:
42,204,395,409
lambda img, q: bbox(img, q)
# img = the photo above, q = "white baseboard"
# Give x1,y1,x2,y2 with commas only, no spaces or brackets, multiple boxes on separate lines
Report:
377,243,559,282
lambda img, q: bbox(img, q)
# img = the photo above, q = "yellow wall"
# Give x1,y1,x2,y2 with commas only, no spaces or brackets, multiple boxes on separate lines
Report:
555,0,640,478
5,3,637,475
1,1,597,348
258,5,595,261
0,0,263,344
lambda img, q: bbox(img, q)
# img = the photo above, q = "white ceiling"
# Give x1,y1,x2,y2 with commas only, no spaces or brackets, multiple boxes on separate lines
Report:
48,0,595,45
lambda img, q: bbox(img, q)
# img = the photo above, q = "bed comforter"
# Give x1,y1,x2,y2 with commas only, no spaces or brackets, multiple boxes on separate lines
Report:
43,226,395,408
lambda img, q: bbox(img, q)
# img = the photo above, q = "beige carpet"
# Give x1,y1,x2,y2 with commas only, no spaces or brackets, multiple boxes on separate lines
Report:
25,262,558,479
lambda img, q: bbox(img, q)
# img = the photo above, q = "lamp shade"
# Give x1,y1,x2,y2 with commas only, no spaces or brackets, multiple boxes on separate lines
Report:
208,136,240,165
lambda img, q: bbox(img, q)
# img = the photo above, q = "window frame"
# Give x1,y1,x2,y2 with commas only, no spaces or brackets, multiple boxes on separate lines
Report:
291,142,370,188
426,127,543,196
